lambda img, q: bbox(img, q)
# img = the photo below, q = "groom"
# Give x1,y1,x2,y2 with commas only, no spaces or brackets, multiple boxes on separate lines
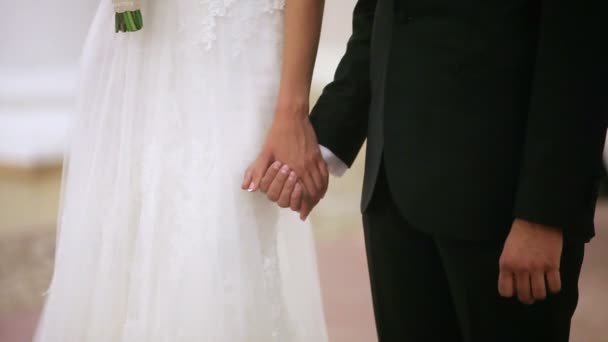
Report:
256,0,608,341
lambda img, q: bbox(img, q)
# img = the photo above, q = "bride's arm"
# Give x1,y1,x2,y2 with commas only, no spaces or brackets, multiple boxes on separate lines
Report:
242,0,328,219
275,0,325,113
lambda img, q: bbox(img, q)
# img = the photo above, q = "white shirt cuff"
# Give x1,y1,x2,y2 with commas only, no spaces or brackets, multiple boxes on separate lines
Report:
319,145,348,177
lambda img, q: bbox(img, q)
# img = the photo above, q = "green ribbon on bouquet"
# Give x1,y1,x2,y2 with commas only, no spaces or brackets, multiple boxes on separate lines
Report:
113,0,143,33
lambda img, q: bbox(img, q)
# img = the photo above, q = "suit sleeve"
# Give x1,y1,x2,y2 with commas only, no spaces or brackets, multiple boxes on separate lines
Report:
309,0,377,167
513,1,608,231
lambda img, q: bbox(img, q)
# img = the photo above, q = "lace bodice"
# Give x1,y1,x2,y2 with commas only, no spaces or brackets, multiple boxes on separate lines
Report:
176,0,285,55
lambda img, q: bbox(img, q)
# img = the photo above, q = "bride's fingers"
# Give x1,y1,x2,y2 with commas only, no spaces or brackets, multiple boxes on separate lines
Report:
309,165,324,199
260,161,283,193
299,173,318,205
249,155,274,192
267,165,291,202
277,171,298,208
299,196,313,221
290,183,303,212
317,161,329,198
241,167,253,190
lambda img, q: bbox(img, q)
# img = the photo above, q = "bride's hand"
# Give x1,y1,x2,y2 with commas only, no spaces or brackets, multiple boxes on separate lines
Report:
241,106,328,219
253,160,306,211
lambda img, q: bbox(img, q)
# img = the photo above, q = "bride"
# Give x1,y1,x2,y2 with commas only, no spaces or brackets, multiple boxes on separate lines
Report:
34,0,329,341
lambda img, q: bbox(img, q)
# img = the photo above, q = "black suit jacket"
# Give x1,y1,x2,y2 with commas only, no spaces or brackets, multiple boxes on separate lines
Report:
310,0,608,241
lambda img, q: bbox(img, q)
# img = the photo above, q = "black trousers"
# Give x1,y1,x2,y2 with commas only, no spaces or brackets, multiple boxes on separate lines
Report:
363,167,585,342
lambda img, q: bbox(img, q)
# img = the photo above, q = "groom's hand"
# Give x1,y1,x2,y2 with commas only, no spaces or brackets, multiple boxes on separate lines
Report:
498,219,563,305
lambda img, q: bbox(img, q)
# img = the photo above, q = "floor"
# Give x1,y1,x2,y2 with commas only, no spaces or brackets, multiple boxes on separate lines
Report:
0,157,607,342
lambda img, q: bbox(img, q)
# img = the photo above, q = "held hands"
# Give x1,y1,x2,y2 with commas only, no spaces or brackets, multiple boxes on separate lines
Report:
241,107,329,220
258,161,305,212
498,218,564,305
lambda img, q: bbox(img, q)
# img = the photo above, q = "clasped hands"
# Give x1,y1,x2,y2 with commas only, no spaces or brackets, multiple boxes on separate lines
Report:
241,108,566,307
241,110,329,220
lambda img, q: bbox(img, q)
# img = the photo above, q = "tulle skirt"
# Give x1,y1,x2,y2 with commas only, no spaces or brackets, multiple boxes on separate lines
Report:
35,1,328,341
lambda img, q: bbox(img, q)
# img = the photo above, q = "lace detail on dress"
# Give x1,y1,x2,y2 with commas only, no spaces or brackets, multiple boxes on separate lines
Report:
199,0,236,50
178,0,285,55
263,0,286,11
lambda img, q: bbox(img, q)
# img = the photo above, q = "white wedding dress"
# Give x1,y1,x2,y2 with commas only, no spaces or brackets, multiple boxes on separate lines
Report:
34,1,328,341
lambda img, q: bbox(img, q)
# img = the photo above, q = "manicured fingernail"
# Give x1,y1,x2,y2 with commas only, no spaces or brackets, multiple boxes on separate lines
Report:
281,165,290,174
273,161,282,170
289,171,297,180
248,182,255,192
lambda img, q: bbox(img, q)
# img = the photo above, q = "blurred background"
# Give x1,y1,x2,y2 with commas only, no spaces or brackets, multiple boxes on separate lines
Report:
0,1,606,341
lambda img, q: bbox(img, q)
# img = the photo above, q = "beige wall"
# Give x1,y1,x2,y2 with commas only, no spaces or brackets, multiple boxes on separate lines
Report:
314,0,357,90
0,0,99,168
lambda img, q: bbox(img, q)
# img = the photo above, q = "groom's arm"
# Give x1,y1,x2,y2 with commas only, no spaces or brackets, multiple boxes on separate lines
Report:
513,0,608,232
310,0,377,167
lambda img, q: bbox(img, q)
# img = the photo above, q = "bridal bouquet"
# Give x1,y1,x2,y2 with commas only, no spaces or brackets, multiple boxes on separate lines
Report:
113,0,143,33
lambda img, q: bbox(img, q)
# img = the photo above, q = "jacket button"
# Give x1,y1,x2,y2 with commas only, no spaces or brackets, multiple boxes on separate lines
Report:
396,12,413,24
